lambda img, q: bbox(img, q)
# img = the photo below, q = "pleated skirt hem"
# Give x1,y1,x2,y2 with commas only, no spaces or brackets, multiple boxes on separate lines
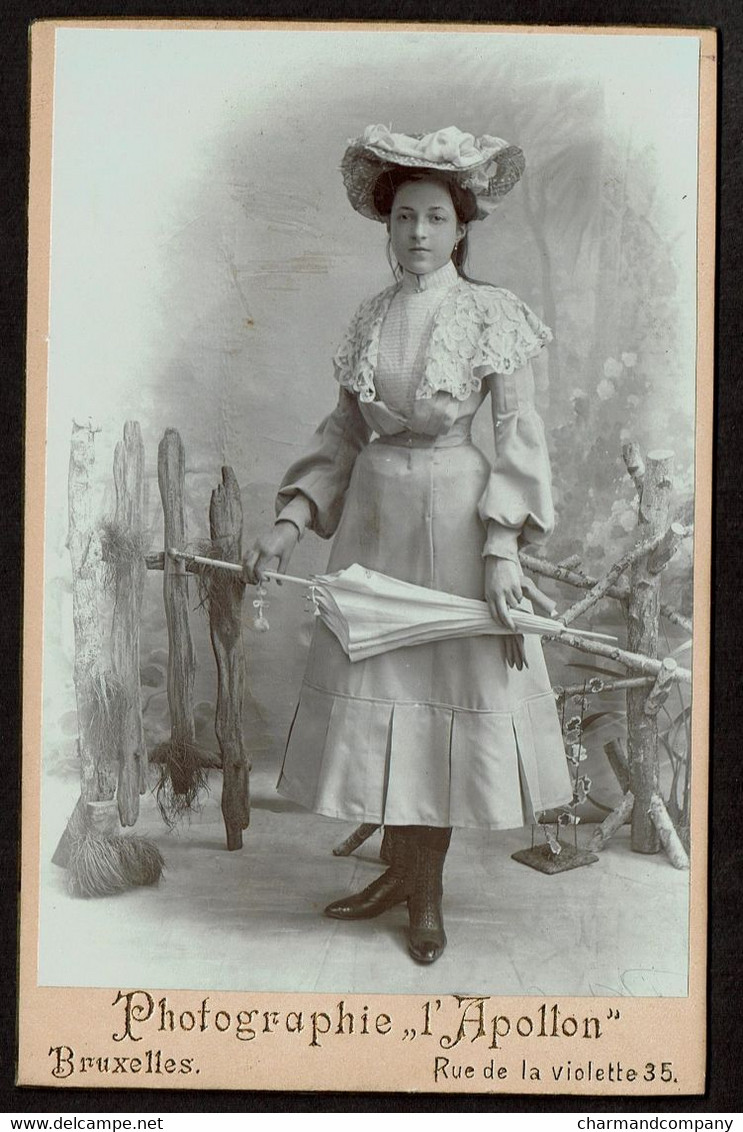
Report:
276,681,574,831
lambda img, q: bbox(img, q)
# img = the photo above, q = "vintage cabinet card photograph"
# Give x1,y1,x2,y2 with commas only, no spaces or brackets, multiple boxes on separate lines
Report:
20,20,715,1095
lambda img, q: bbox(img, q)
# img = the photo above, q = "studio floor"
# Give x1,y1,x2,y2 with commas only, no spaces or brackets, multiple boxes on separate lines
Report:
38,764,690,997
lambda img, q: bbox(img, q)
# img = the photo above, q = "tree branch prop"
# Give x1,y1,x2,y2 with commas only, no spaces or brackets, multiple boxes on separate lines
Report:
588,792,634,852
648,793,690,870
557,554,582,569
603,738,630,794
643,658,679,717
555,677,653,698
520,553,691,632
542,629,691,684
660,604,693,634
625,449,674,853
332,823,379,856
622,442,645,495
520,552,630,603
648,522,689,575
559,533,667,627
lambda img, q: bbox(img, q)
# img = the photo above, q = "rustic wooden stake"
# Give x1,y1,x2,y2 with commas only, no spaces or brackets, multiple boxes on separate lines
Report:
158,429,197,794
625,448,674,853
111,421,147,825
208,466,250,850
67,421,118,805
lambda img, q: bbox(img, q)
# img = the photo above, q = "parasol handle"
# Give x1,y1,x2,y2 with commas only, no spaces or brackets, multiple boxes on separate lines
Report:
169,552,557,612
168,549,243,574
167,551,312,587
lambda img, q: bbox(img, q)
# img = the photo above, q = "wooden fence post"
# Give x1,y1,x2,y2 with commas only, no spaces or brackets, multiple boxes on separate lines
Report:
208,467,250,849
158,428,197,794
626,449,674,853
67,421,119,806
111,421,147,825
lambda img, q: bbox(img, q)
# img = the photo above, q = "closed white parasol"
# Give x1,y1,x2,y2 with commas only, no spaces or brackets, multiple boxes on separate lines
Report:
168,552,616,661
301,564,614,661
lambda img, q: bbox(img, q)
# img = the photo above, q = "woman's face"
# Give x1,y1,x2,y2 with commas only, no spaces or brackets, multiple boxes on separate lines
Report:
388,178,466,275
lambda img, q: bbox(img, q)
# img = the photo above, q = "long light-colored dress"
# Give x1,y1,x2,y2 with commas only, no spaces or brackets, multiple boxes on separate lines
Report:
274,260,573,830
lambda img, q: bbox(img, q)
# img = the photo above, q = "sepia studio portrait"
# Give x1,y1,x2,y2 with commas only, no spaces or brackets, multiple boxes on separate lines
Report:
26,22,710,1043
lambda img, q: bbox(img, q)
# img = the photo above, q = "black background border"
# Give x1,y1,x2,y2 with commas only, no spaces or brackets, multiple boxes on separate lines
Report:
2,2,739,1113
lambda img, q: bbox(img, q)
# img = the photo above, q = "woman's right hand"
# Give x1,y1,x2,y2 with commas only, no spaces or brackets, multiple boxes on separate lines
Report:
243,521,299,585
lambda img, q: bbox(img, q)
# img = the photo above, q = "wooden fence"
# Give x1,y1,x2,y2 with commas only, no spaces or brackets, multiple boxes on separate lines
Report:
64,420,693,870
66,419,249,852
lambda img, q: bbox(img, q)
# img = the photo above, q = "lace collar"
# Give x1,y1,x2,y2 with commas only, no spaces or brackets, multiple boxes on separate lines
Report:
333,280,552,404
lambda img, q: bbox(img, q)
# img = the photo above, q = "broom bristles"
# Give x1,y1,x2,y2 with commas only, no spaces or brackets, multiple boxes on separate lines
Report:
98,519,149,593
66,831,164,898
151,739,211,830
190,539,243,617
88,670,130,766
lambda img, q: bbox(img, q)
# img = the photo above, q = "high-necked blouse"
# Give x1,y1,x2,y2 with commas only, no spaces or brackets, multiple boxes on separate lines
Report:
375,262,461,417
276,264,555,565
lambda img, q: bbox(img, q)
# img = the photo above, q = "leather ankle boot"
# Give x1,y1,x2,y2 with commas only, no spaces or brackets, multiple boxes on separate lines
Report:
324,826,412,920
407,827,452,964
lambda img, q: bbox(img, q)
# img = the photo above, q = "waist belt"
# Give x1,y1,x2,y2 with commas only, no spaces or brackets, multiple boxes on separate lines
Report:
375,426,472,450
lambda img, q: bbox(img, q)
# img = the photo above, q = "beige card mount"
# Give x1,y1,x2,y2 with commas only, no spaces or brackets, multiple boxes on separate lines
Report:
21,21,714,1095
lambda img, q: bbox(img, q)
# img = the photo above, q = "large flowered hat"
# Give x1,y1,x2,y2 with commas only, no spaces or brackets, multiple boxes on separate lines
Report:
341,124,525,222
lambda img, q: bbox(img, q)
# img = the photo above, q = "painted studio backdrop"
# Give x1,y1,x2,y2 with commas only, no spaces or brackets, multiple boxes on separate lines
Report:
39,27,701,994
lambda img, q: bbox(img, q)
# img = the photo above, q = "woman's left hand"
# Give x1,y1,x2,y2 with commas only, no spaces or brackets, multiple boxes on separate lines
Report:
485,556,528,670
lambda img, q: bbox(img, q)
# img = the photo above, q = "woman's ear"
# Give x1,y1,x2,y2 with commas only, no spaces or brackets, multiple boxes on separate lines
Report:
456,221,467,242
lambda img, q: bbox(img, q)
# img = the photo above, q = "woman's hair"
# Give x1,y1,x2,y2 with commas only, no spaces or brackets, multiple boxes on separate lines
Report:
372,166,478,277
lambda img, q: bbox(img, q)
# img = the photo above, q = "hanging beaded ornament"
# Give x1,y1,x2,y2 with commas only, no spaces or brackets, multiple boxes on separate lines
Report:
252,581,270,632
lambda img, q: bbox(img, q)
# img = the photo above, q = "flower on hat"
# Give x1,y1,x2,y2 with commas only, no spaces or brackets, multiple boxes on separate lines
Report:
362,124,493,169
341,123,525,222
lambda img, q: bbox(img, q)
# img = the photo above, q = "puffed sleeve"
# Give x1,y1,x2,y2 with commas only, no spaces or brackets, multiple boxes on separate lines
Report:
275,386,372,539
473,297,555,562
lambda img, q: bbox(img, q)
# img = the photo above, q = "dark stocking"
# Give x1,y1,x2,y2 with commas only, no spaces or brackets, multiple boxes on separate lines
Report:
407,826,452,964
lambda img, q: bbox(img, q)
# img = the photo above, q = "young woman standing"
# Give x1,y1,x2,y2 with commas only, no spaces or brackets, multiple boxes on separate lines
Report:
244,125,572,964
